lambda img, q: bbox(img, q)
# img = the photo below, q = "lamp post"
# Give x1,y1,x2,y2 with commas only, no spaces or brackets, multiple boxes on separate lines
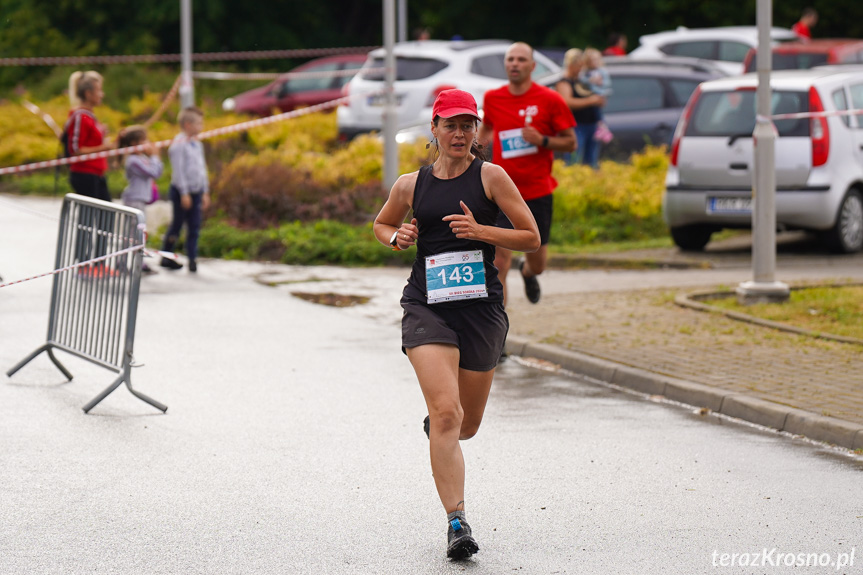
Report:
179,0,195,108
736,0,789,304
382,0,398,192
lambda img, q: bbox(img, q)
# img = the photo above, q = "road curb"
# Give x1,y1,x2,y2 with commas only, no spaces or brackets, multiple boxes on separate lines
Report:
505,335,863,452
547,253,711,271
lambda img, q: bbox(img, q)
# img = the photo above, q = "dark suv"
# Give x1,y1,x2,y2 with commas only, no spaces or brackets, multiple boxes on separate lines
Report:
600,57,727,159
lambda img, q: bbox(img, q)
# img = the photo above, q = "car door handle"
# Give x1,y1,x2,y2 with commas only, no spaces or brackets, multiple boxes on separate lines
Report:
730,163,748,170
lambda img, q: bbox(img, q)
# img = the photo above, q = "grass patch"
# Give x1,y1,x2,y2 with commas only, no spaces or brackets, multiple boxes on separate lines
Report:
708,285,863,340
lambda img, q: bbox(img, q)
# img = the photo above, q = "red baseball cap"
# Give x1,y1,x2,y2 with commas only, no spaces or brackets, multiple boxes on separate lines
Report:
432,89,480,121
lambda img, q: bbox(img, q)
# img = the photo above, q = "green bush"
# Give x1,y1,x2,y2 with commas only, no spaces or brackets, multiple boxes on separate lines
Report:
0,87,674,266
198,218,415,266
551,146,669,245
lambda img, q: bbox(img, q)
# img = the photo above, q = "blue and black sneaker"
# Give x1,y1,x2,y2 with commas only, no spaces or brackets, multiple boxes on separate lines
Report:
446,513,479,560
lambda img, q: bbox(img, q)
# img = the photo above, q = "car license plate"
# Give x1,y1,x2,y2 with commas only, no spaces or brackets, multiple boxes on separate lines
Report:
367,94,404,106
707,197,752,214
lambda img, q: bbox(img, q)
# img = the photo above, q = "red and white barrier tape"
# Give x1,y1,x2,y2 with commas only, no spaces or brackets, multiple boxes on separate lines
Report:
0,195,62,222
757,108,863,122
0,243,145,289
0,195,165,255
192,67,381,81
144,74,183,128
0,90,379,176
21,100,64,138
0,46,377,67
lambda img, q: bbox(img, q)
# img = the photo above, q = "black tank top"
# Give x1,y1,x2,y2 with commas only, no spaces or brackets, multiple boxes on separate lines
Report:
562,78,600,125
403,157,503,306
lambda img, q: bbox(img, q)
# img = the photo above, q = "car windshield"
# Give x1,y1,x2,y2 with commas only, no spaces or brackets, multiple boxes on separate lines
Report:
361,56,448,81
686,90,810,138
745,52,830,72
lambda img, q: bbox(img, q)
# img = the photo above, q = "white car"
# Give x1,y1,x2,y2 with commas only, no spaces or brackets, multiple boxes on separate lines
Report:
629,26,798,76
337,40,559,139
664,66,863,253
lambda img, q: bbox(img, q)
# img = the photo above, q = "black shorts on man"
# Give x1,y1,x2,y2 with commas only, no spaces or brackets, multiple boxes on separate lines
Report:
495,194,552,245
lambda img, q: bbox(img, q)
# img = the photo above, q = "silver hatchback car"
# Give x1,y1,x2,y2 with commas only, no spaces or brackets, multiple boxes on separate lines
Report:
664,67,863,253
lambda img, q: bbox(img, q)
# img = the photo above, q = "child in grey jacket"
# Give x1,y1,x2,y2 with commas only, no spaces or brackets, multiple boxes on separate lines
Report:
119,125,163,273
160,107,209,273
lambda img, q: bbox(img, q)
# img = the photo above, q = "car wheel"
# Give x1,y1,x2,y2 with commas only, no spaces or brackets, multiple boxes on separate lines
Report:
824,189,863,254
669,225,713,252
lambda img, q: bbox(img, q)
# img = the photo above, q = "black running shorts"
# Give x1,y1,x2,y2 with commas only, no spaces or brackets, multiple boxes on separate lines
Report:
400,296,509,372
495,193,553,245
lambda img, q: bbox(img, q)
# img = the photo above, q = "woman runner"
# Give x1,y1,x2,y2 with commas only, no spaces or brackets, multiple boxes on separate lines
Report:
373,89,540,559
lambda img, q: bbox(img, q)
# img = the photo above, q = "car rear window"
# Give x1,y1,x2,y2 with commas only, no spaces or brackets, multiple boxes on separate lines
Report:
471,54,507,79
686,90,809,137
661,41,716,60
361,57,448,81
605,77,664,113
718,41,751,63
668,79,703,106
745,53,830,73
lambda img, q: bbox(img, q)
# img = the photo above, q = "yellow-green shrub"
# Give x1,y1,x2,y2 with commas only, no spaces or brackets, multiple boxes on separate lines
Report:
551,146,669,244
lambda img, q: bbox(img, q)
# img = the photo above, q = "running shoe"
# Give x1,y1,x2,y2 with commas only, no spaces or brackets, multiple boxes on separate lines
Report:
160,256,183,270
188,259,197,273
446,515,479,559
519,259,541,304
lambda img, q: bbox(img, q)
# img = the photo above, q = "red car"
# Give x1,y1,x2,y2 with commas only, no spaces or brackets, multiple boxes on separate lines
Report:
222,53,368,116
743,39,863,73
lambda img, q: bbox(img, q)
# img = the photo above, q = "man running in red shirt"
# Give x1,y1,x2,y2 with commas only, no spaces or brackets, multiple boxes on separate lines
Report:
479,42,576,305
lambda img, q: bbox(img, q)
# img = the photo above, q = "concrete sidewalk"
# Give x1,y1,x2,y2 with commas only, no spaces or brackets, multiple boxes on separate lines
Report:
504,248,863,452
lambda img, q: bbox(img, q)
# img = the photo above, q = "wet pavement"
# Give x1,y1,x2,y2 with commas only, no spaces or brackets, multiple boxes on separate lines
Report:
1,195,862,574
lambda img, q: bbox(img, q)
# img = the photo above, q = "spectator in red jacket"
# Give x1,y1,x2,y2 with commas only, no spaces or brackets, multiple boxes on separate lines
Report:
66,71,116,202
65,71,117,274
603,32,628,56
792,7,818,40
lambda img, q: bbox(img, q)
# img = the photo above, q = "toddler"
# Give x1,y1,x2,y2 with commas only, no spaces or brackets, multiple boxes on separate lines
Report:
119,125,163,274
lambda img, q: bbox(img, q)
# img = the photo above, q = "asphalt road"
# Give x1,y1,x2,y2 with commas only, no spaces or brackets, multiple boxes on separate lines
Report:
1,195,861,574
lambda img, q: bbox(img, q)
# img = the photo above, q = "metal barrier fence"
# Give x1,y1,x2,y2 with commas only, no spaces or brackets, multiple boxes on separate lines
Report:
6,194,167,414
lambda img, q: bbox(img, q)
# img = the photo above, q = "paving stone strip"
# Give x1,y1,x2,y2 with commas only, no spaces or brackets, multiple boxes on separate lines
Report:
506,287,863,451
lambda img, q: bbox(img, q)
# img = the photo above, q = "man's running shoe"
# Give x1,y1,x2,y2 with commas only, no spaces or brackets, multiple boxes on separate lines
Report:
519,260,540,304
446,515,479,559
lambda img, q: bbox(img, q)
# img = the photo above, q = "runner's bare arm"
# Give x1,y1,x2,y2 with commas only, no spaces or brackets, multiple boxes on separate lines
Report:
522,125,576,152
374,171,419,249
442,163,539,253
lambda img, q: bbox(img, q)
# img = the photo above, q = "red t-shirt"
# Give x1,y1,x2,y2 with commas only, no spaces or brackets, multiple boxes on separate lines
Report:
482,82,575,201
603,46,627,56
792,21,811,40
66,108,108,175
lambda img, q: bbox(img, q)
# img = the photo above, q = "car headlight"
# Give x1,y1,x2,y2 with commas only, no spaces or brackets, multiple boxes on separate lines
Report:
222,98,236,112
